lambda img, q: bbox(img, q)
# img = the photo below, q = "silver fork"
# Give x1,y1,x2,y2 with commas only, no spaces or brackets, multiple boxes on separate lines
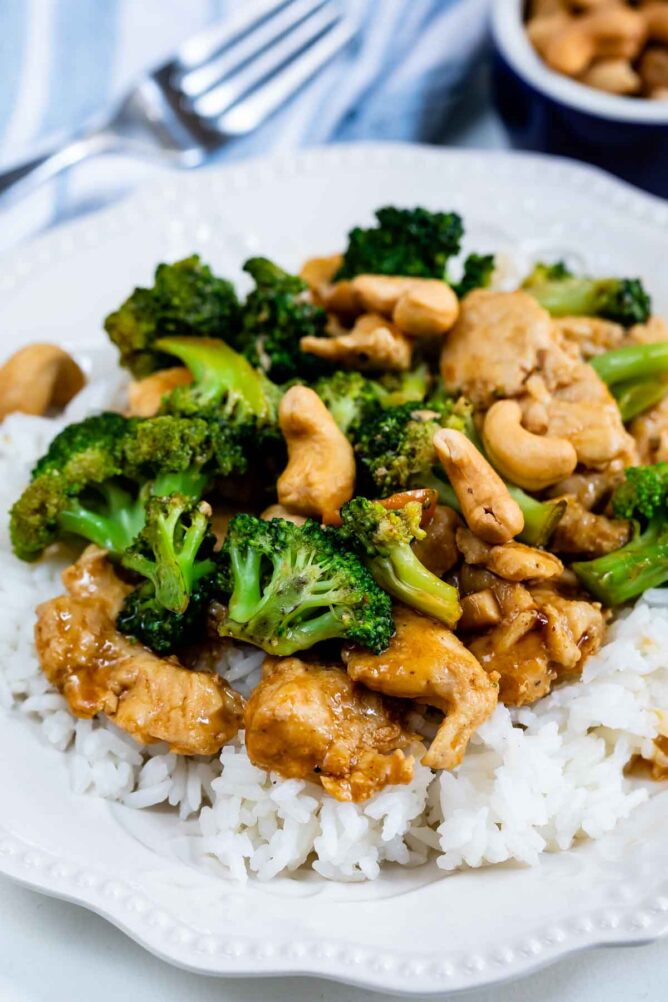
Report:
0,0,355,208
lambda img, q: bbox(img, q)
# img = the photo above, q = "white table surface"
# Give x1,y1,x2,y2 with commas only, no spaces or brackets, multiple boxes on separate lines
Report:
2,84,668,1002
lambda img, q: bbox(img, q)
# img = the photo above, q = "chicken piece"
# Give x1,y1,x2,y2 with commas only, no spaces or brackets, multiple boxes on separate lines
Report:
439,290,561,408
458,589,502,631
551,316,625,358
439,289,635,469
630,395,668,464
127,367,192,417
459,564,536,618
627,315,668,345
34,547,244,755
343,605,498,770
524,362,638,468
549,495,630,557
412,505,461,577
644,734,668,781
301,313,413,372
467,578,605,706
244,656,416,802
469,611,557,705
547,470,620,510
532,587,605,671
456,527,564,581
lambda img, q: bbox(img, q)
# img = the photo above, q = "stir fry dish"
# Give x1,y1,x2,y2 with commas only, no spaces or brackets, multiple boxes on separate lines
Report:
11,204,668,805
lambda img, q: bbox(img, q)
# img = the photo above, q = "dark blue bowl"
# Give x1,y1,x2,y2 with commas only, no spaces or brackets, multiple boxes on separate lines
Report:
491,0,668,199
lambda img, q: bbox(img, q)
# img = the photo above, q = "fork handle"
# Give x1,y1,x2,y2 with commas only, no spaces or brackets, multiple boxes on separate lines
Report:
0,129,187,209
0,131,128,208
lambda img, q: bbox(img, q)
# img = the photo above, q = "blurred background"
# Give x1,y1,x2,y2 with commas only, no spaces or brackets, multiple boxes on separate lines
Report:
0,0,500,251
2,0,667,257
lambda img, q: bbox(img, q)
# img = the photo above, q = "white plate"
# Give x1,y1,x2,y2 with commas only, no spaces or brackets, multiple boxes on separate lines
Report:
2,143,668,996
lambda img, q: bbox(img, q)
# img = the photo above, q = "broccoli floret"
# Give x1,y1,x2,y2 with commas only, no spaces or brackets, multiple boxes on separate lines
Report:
522,261,651,327
9,414,217,562
313,371,383,437
573,465,668,604
335,206,464,280
452,253,495,299
611,464,668,521
122,412,245,488
155,335,280,428
121,495,217,614
376,364,431,407
590,342,668,421
11,413,141,561
216,514,393,655
355,399,472,496
339,496,461,627
104,256,241,377
314,368,432,439
232,257,329,383
116,577,215,654
32,412,130,480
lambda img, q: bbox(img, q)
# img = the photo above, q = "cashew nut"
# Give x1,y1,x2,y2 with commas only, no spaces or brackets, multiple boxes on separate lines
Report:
300,313,413,372
0,343,85,419
581,58,641,94
350,275,417,315
541,7,646,76
277,386,356,518
639,46,668,93
483,399,578,492
645,3,668,45
127,366,192,417
300,254,360,316
350,274,459,337
393,281,460,337
527,12,571,57
433,428,524,544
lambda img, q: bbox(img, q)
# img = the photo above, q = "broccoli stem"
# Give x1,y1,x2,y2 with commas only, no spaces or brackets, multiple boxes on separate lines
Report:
589,343,668,421
155,335,275,421
58,484,146,553
613,376,668,422
367,547,461,627
223,608,347,655
591,342,668,386
506,486,566,547
526,278,605,318
154,507,215,614
573,521,668,605
227,547,263,622
152,470,210,501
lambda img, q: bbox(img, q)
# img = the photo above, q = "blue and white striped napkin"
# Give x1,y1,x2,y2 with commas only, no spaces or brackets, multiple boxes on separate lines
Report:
0,0,490,250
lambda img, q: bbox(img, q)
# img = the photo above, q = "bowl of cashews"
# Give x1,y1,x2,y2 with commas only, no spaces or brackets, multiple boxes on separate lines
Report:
491,0,668,197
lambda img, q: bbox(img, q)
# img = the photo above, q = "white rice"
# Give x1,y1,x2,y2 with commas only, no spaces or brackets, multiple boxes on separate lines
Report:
1,377,667,882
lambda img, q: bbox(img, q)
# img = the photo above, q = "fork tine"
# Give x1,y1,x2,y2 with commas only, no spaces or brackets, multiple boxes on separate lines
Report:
217,18,355,136
188,2,341,121
178,0,329,100
175,0,292,72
